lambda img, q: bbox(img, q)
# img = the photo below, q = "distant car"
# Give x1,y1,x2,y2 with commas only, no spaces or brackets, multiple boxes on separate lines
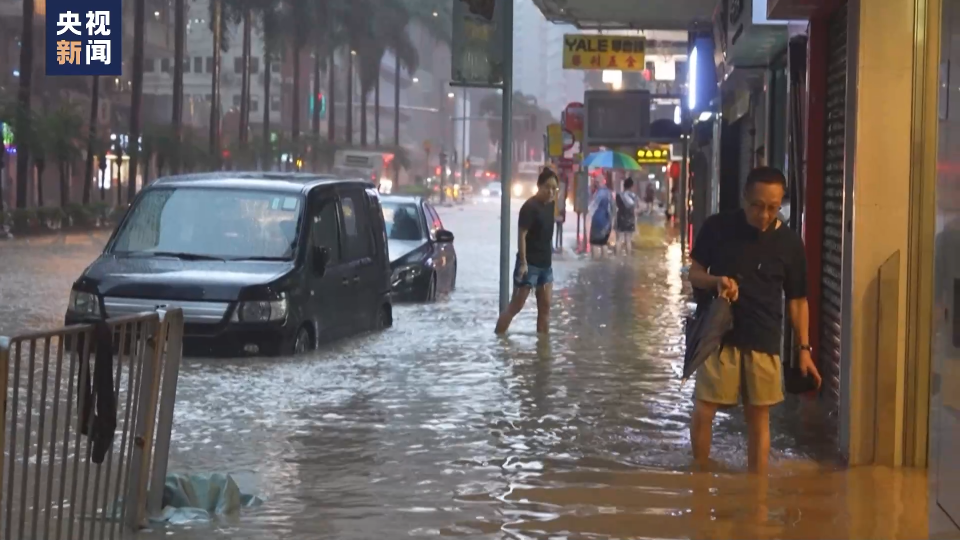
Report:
381,195,457,302
481,181,502,198
65,173,393,357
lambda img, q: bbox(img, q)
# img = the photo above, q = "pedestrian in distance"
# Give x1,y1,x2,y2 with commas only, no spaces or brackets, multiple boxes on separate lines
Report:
495,168,560,335
686,166,822,474
588,176,614,260
615,177,639,256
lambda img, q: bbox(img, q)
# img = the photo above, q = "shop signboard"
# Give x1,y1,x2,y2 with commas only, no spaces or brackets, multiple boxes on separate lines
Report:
634,146,672,164
562,34,646,71
546,123,564,158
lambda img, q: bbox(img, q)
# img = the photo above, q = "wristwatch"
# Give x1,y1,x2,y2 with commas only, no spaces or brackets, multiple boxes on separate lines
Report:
798,344,813,353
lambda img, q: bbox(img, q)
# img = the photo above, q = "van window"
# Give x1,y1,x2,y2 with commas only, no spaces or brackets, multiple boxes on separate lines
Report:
340,191,374,261
111,187,303,260
311,196,341,265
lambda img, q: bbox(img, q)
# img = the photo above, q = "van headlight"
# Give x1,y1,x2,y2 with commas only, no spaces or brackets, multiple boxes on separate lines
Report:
481,188,490,196
68,290,100,317
512,183,523,197
233,295,288,322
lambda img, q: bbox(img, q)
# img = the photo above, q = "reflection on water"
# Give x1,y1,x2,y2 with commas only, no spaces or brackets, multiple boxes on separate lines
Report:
0,206,935,539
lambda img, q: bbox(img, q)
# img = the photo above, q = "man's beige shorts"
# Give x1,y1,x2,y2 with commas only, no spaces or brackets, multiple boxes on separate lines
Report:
693,345,785,407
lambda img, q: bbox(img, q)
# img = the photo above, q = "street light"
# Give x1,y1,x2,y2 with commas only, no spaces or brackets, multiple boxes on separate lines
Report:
433,11,438,16
447,92,455,99
351,50,356,56
412,77,419,83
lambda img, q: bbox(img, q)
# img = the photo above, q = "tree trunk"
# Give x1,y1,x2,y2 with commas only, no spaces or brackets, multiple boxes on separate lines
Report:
35,163,44,207
172,0,185,173
292,44,302,141
83,75,100,204
59,161,69,207
346,52,353,145
360,87,368,147
209,0,223,167
312,48,321,137
128,0,145,204
374,74,380,146
393,56,400,182
328,48,336,142
263,53,271,142
15,0,35,209
239,8,252,147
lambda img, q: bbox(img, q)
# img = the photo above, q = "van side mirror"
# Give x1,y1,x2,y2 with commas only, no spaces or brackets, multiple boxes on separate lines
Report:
436,229,455,243
312,246,330,275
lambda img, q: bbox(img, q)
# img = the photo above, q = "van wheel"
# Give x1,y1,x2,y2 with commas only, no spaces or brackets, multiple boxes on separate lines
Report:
423,273,437,302
376,304,393,330
291,325,313,355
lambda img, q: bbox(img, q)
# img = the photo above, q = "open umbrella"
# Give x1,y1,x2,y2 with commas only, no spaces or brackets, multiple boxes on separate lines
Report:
582,150,642,170
681,297,733,385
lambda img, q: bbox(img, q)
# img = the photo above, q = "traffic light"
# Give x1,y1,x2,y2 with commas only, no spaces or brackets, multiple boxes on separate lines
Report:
463,0,495,21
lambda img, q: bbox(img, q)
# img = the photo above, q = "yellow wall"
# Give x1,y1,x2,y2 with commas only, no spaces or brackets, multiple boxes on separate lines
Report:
846,0,939,466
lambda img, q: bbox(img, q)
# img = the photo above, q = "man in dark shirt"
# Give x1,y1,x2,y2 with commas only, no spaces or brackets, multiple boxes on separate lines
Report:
687,166,822,473
495,168,560,335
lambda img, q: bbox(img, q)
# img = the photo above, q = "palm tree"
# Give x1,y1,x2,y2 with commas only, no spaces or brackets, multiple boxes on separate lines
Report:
284,0,323,142
27,114,48,207
209,0,226,166
393,1,451,176
46,105,84,207
83,76,101,204
172,0,186,172
15,0,36,209
259,0,282,144
354,0,418,148
128,0,146,204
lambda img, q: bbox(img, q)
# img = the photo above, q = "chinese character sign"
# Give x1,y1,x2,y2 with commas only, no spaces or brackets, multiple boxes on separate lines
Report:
562,35,646,72
45,0,122,76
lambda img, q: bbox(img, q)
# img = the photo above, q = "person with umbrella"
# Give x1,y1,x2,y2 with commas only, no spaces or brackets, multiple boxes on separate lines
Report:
686,166,821,474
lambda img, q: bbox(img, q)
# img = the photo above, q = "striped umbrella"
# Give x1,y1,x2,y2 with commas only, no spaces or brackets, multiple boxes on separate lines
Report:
582,150,642,170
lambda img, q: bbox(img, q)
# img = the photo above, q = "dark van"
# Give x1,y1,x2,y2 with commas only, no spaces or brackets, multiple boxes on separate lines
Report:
64,173,393,356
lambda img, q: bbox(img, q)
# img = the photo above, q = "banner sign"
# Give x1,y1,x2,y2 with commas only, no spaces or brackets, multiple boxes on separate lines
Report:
46,0,122,76
563,34,646,71
451,0,505,87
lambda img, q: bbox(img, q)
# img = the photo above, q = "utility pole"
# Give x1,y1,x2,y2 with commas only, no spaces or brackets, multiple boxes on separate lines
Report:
498,0,514,312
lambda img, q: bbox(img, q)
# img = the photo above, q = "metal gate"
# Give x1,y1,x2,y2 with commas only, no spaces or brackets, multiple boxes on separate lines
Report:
0,309,184,540
820,1,849,409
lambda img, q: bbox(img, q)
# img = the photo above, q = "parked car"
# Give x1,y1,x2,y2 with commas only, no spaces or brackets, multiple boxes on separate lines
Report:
381,195,457,302
65,173,393,357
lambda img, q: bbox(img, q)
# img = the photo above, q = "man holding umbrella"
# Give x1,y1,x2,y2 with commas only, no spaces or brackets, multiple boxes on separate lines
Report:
686,166,821,473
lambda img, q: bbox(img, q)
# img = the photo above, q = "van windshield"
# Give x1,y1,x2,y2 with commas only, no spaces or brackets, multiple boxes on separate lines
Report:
110,187,304,260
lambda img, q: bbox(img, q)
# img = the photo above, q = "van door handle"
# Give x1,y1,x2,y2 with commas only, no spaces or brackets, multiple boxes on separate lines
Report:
352,275,360,284
341,278,350,287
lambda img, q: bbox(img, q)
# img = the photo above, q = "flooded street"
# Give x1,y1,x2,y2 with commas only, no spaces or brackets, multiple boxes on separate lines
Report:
0,202,933,539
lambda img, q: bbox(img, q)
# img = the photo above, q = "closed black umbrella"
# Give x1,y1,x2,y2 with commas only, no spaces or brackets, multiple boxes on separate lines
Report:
681,297,733,385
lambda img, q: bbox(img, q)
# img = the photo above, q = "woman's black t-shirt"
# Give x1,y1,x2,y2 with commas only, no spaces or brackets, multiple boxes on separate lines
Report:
518,198,555,268
690,210,808,355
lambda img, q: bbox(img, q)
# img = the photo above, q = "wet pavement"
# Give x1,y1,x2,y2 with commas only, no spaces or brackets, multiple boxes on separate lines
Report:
0,202,936,539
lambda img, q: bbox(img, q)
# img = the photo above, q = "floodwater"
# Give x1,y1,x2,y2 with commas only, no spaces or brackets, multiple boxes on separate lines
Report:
0,202,938,539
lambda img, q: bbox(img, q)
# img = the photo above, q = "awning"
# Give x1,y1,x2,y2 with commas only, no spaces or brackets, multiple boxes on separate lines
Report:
532,0,715,30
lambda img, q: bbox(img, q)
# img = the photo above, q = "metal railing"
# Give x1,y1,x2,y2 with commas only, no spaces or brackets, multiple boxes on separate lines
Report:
0,308,184,540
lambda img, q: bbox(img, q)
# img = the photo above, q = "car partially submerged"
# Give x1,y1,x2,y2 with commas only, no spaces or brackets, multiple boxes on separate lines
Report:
381,195,457,302
65,172,393,356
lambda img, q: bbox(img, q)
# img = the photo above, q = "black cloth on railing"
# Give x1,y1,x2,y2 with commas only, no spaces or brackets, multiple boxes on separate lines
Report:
78,320,118,464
